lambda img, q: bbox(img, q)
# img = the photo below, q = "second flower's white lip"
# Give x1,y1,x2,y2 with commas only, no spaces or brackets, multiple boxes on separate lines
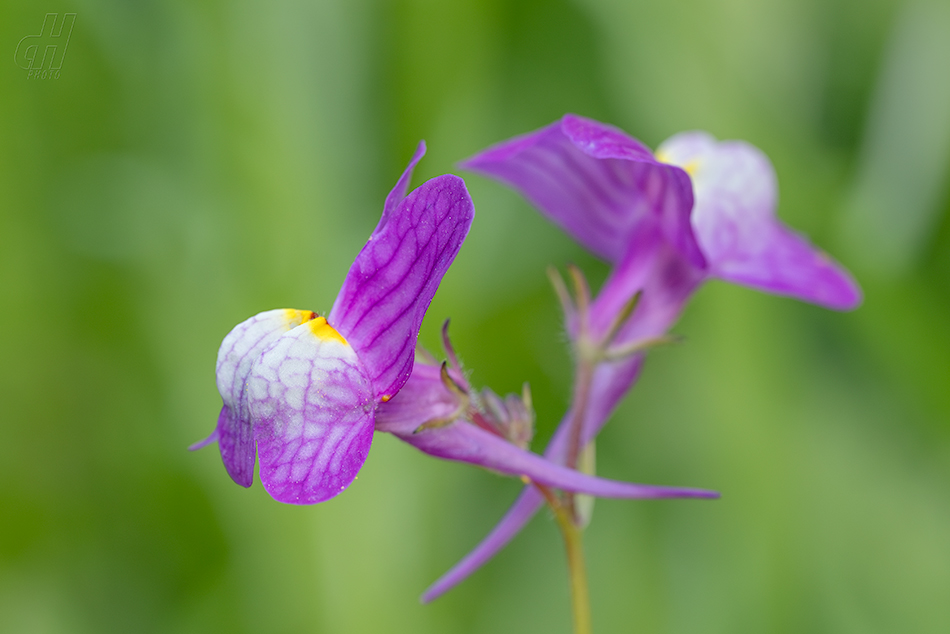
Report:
654,148,701,175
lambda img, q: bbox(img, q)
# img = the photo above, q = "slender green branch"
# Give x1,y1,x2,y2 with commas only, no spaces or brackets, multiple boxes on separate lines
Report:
535,484,593,634
557,510,592,634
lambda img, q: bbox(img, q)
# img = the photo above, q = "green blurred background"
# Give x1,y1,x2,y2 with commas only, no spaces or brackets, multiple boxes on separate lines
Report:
3,0,950,632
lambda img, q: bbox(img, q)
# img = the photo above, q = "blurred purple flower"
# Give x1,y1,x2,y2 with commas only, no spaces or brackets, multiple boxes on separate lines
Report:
192,142,475,504
422,114,861,601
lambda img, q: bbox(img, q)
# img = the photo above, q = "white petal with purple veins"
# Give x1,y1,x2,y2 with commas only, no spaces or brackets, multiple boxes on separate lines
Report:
211,308,317,487
246,317,376,505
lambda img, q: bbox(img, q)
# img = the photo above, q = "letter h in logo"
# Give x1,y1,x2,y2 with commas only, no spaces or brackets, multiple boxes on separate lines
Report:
15,13,77,71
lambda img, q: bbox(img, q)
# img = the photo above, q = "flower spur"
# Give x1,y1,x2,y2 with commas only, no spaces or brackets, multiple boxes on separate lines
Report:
374,321,718,502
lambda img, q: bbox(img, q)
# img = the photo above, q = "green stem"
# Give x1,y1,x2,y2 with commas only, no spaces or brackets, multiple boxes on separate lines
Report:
557,508,592,634
537,485,593,634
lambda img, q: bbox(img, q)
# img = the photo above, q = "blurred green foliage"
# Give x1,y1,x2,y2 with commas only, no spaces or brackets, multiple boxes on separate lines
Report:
2,0,950,632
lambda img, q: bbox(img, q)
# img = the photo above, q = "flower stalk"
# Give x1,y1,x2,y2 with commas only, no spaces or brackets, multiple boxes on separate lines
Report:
536,484,592,634
542,263,683,633
557,509,592,634
544,265,633,634
558,360,596,634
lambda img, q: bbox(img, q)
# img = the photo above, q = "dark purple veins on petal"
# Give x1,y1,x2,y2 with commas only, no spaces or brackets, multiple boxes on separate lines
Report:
460,114,700,266
247,321,377,505
329,174,475,401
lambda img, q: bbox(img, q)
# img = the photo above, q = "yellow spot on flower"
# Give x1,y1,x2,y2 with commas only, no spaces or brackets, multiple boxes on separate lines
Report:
682,159,700,175
307,316,348,346
283,309,317,327
381,395,391,402
654,151,700,175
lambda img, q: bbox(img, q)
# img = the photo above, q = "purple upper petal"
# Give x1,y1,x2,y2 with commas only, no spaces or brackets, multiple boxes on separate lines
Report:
559,114,655,161
329,173,475,401
377,141,427,234
246,317,376,504
657,132,862,310
461,115,703,267
210,309,318,487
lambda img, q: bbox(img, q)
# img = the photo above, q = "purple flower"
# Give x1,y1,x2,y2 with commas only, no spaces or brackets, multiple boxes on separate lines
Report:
192,142,475,504
421,115,861,601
